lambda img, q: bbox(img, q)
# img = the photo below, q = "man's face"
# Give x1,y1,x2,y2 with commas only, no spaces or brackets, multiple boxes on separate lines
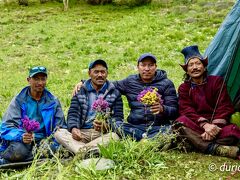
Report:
187,58,205,79
27,73,47,94
88,64,108,89
137,58,157,83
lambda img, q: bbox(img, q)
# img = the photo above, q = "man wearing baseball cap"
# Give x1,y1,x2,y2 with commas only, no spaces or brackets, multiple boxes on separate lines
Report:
54,59,123,156
112,53,178,141
0,66,66,165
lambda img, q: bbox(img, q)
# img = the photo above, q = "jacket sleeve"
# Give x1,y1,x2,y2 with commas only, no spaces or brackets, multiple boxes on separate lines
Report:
178,83,208,125
113,79,127,95
54,98,66,129
1,97,24,142
161,80,178,120
212,77,235,120
108,91,124,127
67,95,82,132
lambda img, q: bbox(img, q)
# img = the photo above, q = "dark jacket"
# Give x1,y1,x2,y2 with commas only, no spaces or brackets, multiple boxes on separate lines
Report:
114,69,178,126
0,86,66,152
176,75,240,139
67,79,124,132
178,75,235,125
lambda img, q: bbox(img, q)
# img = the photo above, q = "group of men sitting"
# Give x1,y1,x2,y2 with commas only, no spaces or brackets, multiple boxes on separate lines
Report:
0,45,240,166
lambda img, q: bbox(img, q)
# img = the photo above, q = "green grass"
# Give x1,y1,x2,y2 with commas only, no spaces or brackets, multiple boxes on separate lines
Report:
0,0,239,179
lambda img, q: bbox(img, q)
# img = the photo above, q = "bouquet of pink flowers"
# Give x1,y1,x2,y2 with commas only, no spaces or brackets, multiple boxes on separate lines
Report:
21,116,40,133
92,96,110,122
137,87,163,106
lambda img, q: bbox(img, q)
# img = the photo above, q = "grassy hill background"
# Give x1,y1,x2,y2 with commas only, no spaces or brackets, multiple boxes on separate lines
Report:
0,0,239,179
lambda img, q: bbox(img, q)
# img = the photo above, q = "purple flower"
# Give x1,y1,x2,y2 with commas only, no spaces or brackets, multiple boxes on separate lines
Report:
21,116,40,132
92,96,109,113
92,96,110,122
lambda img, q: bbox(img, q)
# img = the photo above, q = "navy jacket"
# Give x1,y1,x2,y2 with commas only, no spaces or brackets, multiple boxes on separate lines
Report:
114,69,178,126
67,79,124,132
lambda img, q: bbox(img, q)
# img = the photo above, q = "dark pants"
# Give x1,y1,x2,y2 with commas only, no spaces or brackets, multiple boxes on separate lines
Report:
173,123,239,154
1,142,33,162
115,123,171,141
0,140,59,163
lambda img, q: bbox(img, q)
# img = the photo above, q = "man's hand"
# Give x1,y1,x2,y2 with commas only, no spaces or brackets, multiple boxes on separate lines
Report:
202,123,221,138
22,132,33,144
201,132,215,141
72,81,83,96
93,120,109,133
71,128,82,141
150,102,164,115
212,118,227,127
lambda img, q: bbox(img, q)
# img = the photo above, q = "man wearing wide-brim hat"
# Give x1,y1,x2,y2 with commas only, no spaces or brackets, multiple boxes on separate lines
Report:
175,45,240,160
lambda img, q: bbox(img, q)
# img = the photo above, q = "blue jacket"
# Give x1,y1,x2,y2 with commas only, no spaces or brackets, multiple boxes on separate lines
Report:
0,86,66,151
114,69,178,126
67,79,124,132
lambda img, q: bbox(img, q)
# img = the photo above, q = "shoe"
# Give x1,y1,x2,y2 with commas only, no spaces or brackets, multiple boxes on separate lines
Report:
214,145,239,159
84,147,100,159
0,157,9,165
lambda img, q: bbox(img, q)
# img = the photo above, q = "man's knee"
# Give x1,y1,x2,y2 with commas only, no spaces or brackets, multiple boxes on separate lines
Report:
54,128,69,142
2,142,32,162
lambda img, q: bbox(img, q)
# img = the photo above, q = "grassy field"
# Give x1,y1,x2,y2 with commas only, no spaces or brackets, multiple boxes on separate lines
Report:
0,0,239,179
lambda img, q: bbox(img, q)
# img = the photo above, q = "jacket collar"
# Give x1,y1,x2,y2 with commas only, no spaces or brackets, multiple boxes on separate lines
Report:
16,86,55,105
83,79,115,95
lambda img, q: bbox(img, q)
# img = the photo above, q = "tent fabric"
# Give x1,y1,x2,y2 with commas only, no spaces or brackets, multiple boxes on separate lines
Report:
233,88,240,111
204,0,240,101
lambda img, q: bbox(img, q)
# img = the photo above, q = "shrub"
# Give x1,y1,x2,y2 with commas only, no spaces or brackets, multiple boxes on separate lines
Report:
113,0,152,7
86,0,112,5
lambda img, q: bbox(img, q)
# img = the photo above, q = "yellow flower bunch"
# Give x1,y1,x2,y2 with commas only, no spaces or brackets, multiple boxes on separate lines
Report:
137,87,162,106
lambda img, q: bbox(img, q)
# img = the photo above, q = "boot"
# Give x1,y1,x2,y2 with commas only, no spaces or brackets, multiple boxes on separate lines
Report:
214,145,239,159
0,156,9,165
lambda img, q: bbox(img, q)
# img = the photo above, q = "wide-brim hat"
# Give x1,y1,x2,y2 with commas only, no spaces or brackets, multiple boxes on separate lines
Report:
180,45,208,71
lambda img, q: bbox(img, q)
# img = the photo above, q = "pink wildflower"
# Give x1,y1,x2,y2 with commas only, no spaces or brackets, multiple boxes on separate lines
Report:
21,116,40,132
92,96,109,112
92,96,110,122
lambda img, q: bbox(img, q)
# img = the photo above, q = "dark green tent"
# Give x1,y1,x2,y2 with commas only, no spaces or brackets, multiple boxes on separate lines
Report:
204,0,240,104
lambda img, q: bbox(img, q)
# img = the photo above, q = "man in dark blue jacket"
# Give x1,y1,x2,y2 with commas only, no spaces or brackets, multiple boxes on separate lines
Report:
74,54,178,141
0,66,66,165
113,53,178,141
55,60,123,154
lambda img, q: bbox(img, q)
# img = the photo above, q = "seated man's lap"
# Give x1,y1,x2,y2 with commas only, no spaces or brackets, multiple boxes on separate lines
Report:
1,142,33,162
80,129,101,142
147,125,172,138
117,123,172,141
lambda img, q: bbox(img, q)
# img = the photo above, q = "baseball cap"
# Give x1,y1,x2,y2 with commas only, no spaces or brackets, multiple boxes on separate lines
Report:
138,53,157,64
29,66,48,77
88,59,108,70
